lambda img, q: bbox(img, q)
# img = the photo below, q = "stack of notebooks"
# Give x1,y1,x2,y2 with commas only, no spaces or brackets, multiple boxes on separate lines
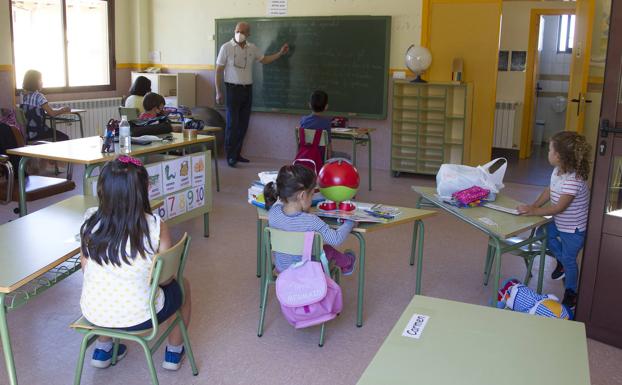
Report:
248,171,324,209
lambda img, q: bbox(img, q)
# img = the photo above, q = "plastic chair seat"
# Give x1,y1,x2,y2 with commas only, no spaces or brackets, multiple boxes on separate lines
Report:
70,316,152,336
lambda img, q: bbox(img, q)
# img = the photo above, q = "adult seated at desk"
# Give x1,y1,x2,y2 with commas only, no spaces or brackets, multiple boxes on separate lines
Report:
124,75,152,114
299,90,350,160
20,70,70,141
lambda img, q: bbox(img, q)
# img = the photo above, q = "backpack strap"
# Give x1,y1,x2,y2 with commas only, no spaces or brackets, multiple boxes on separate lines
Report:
298,127,306,146
311,129,322,147
302,232,314,263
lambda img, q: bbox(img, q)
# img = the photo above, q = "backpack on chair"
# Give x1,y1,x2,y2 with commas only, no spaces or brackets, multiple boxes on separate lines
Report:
275,232,343,329
295,127,324,174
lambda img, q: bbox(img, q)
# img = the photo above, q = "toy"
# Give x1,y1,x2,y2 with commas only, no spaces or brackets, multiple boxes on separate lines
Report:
496,278,572,320
317,158,359,212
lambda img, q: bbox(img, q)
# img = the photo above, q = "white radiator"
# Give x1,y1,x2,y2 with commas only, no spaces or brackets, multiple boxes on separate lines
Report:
493,101,520,149
49,97,122,138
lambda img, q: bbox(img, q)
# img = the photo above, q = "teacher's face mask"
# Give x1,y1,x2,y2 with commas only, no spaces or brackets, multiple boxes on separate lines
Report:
235,32,247,43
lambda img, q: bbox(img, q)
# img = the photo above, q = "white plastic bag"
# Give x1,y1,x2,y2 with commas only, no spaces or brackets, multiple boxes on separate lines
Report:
436,158,507,199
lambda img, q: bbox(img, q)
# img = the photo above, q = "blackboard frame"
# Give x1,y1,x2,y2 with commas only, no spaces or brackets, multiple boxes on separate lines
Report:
215,16,391,120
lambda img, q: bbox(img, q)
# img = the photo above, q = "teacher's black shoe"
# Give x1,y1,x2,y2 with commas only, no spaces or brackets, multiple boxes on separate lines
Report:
227,158,237,168
237,156,250,163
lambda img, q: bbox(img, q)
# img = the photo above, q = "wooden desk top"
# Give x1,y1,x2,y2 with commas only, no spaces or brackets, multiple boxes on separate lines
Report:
412,186,550,239
256,203,436,234
331,127,376,137
358,295,590,385
0,196,164,293
7,133,215,165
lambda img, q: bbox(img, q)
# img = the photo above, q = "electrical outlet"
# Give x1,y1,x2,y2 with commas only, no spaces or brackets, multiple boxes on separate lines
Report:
149,50,161,63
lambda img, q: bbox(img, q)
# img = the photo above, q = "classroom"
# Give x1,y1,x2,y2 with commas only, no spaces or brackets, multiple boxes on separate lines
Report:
0,0,621,384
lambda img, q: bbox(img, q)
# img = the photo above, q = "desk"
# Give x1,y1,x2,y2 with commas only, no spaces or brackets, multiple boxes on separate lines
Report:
331,128,375,191
412,186,551,307
256,204,437,327
7,133,215,224
47,109,86,139
358,295,590,385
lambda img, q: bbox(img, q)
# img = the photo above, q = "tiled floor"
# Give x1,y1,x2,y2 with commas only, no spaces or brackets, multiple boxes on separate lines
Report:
0,158,620,385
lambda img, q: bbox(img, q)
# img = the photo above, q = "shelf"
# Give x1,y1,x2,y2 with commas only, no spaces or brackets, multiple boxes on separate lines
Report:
447,115,465,119
392,155,418,161
393,107,421,112
445,138,464,145
418,132,444,138
393,130,419,136
392,143,419,149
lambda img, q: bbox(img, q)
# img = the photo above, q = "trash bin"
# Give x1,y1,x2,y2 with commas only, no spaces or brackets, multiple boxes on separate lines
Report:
533,120,545,146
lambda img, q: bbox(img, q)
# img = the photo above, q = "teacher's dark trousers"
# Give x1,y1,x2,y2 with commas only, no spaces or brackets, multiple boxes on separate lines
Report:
224,82,252,161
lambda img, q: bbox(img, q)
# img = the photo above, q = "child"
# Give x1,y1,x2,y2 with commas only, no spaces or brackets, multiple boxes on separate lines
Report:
517,131,591,308
139,92,166,119
264,164,356,275
125,76,152,114
299,90,349,160
80,155,192,371
21,69,71,141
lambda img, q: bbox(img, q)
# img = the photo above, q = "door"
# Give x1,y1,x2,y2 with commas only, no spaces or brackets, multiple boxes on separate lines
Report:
565,0,596,132
576,0,622,348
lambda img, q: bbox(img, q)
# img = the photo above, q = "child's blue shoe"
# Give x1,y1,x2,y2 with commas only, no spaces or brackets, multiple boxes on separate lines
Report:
162,346,185,371
91,344,127,369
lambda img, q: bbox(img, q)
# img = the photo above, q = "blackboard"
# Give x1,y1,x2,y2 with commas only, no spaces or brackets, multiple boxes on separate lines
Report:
215,16,391,119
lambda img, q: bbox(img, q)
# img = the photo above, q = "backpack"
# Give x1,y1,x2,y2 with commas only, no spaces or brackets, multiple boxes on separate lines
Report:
275,232,343,329
295,127,324,174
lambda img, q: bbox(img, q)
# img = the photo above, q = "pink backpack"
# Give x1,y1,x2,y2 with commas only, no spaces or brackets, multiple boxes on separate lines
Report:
275,232,343,329
295,127,324,174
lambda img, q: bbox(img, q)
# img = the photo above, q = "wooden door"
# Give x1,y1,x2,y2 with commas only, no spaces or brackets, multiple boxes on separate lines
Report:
576,0,622,348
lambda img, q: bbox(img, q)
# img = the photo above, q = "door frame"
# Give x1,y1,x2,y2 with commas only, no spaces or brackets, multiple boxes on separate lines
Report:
519,8,576,159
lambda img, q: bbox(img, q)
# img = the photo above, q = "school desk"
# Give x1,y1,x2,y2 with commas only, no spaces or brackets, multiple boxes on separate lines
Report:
46,109,86,139
412,186,551,307
7,133,215,233
256,204,437,327
330,127,375,191
0,195,162,385
171,123,222,192
357,295,590,385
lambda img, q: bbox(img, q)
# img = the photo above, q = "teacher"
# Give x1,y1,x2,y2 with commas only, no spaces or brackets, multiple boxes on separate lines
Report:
215,21,289,167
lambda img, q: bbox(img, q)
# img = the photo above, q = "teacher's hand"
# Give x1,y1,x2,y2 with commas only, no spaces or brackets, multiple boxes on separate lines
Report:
280,43,289,56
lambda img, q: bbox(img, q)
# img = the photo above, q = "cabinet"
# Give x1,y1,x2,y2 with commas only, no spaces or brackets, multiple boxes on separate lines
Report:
391,81,472,176
131,72,196,108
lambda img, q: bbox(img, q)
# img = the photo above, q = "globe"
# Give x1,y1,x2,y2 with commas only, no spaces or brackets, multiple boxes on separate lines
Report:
405,45,432,83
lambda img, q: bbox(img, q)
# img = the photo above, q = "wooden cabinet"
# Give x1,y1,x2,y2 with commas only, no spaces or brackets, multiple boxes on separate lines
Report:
391,81,472,176
131,72,196,108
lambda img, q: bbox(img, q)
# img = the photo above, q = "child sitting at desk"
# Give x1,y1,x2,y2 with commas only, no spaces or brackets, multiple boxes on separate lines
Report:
139,92,166,120
299,90,349,160
20,69,71,141
264,164,356,275
80,156,192,371
517,131,591,309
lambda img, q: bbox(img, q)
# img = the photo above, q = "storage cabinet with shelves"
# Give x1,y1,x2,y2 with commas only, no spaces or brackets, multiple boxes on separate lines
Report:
391,81,472,176
131,72,197,108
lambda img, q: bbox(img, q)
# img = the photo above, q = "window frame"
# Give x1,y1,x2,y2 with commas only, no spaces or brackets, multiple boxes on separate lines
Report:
557,14,574,54
9,0,116,94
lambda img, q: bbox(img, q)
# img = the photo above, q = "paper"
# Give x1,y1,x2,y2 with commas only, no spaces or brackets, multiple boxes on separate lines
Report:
178,156,191,191
478,217,498,226
186,186,206,211
166,192,187,219
155,205,168,221
192,155,206,187
267,0,287,16
402,314,430,339
146,163,163,200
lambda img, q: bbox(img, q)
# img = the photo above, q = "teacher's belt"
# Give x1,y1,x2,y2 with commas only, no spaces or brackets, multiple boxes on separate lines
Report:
225,82,252,88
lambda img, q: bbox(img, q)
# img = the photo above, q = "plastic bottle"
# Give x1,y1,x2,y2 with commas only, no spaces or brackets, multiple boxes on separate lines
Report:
119,115,131,154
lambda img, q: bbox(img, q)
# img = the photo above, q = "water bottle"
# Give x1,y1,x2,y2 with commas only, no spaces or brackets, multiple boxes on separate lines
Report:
119,115,131,154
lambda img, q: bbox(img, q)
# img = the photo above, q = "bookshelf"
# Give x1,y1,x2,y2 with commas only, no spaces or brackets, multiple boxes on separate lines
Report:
391,81,472,176
131,72,196,108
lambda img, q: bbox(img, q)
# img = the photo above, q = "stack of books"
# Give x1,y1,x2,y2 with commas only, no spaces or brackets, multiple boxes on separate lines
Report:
248,172,325,209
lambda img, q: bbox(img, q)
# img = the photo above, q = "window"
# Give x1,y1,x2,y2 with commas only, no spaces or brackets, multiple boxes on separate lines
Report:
10,0,115,92
557,14,575,53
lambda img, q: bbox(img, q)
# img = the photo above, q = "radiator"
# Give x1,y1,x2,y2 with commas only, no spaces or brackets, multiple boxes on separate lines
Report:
493,101,520,149
48,97,122,138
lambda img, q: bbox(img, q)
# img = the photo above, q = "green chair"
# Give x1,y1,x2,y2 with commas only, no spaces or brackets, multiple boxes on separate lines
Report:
258,227,340,347
70,233,198,385
483,228,544,286
295,127,329,162
119,106,140,121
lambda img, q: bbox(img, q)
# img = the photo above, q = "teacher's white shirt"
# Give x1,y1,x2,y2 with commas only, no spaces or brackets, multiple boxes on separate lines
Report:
216,39,264,85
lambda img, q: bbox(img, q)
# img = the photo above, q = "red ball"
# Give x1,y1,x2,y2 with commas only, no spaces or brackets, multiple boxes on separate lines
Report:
318,159,360,189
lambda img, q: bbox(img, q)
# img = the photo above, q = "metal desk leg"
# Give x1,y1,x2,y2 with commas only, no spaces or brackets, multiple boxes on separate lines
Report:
82,164,100,195
536,226,547,294
0,294,18,385
76,113,84,138
203,213,209,238
414,220,425,294
491,237,503,307
256,218,263,278
212,141,220,192
367,135,372,191
17,157,28,217
353,232,366,327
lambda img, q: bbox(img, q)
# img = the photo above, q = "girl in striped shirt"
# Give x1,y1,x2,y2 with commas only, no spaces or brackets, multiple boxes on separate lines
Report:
264,164,357,275
517,131,591,308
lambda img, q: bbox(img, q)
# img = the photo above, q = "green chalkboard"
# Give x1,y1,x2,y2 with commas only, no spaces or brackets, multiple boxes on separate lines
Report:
215,16,391,119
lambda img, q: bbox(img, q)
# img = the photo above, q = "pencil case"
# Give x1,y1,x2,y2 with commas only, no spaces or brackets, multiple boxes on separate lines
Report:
452,186,490,205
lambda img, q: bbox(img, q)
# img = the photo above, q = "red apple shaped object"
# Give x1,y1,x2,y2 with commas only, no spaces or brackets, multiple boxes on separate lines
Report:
318,159,359,203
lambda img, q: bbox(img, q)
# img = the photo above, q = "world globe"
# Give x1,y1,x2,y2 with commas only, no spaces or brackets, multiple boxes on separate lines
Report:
405,45,432,83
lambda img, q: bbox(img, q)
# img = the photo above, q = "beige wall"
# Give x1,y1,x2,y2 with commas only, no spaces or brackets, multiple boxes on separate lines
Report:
0,1,12,66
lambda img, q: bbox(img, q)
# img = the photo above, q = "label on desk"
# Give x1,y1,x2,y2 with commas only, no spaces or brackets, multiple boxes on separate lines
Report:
402,313,430,340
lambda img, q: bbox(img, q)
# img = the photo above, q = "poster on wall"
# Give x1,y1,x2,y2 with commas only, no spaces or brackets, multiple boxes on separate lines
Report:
510,51,527,72
498,51,509,71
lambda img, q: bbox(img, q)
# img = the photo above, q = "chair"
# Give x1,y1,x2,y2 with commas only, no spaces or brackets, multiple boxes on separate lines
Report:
119,106,140,121
0,125,75,213
295,127,329,162
70,233,198,385
258,227,340,347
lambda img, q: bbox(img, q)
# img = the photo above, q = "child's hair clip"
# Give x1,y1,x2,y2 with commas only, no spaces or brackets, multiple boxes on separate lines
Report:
117,155,143,167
